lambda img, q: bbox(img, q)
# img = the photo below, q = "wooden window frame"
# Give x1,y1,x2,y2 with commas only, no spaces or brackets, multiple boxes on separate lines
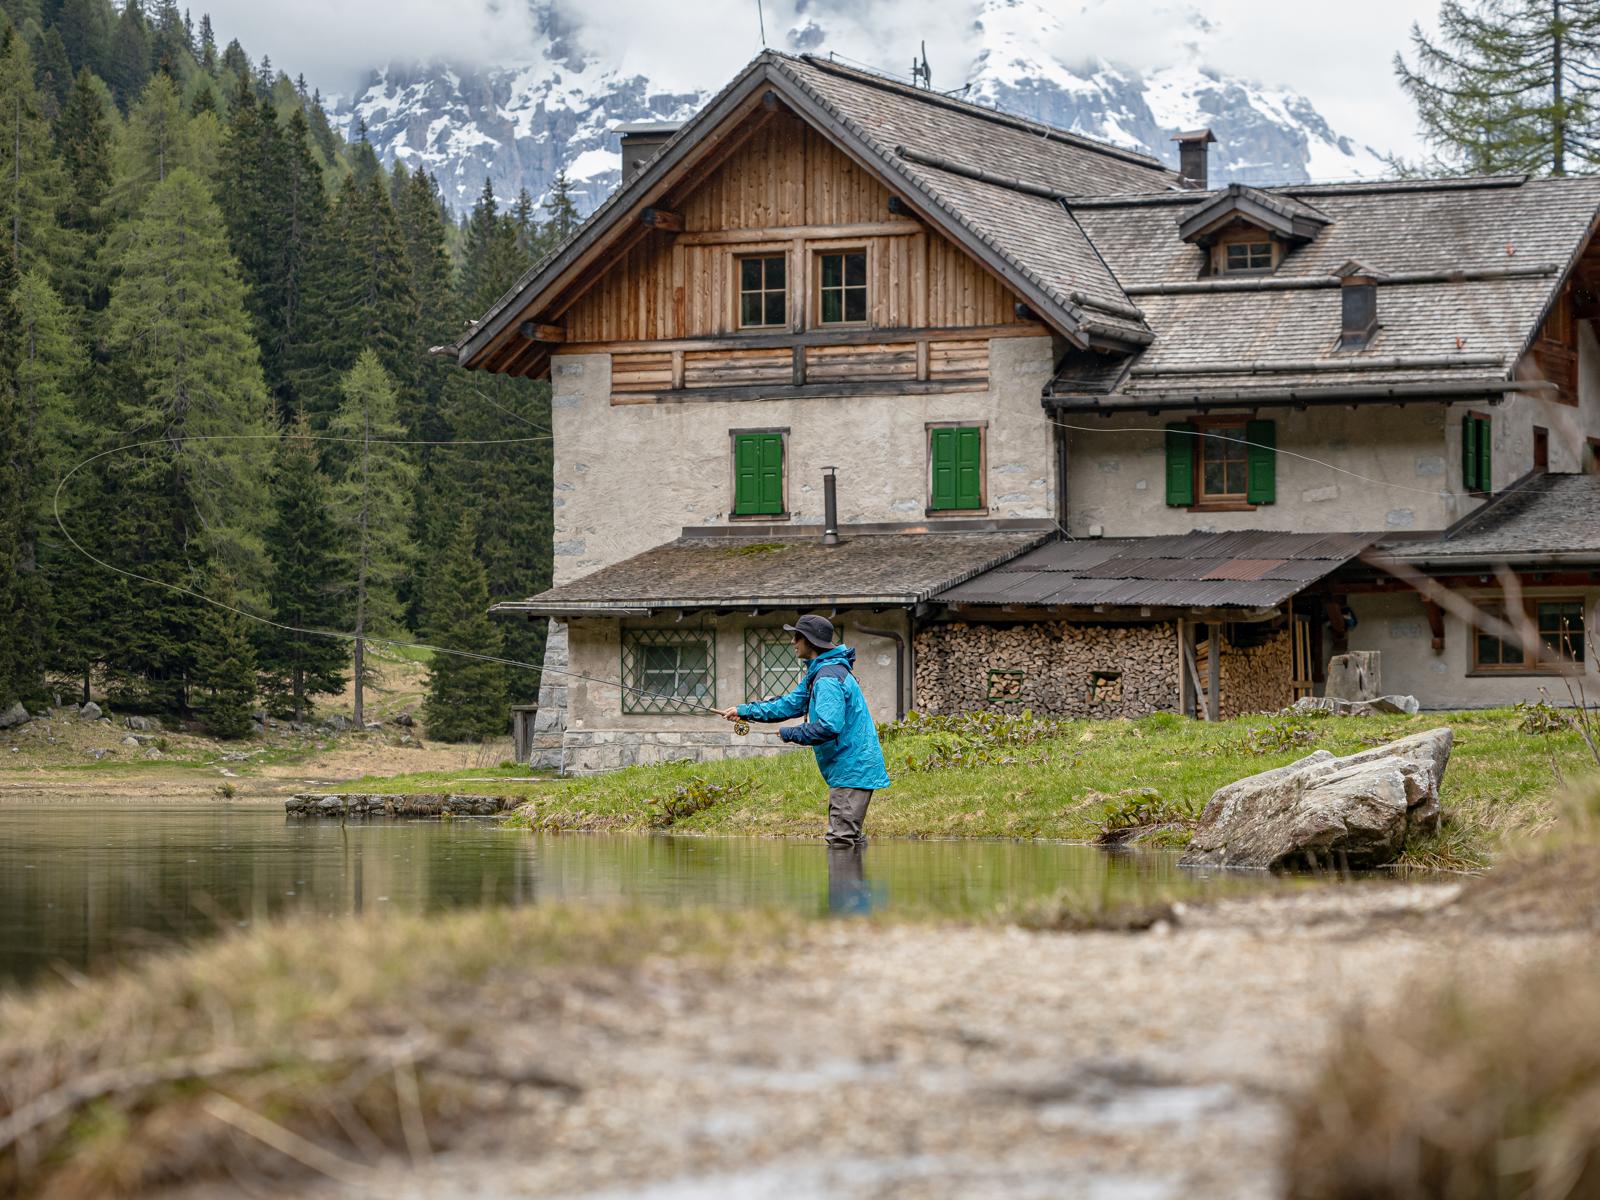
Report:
814,247,869,327
925,420,988,515
735,252,788,331
728,427,789,521
1211,230,1281,276
1469,596,1588,676
1192,416,1254,511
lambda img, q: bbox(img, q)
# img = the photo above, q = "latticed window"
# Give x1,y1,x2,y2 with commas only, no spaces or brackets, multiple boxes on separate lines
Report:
742,627,844,700
621,628,716,714
1198,422,1248,501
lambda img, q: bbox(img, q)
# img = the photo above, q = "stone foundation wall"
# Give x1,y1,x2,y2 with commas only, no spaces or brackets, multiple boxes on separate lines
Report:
559,729,802,774
912,620,1179,717
1218,626,1294,718
527,619,570,770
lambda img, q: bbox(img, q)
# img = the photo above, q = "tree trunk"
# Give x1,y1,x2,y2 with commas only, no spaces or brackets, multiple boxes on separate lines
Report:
1552,0,1566,176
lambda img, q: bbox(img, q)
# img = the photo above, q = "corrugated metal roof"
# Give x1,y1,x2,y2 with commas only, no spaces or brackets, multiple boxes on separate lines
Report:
933,529,1380,611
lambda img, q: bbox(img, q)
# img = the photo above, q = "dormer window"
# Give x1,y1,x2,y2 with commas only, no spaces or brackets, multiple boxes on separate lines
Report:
1332,260,1384,350
1224,241,1274,273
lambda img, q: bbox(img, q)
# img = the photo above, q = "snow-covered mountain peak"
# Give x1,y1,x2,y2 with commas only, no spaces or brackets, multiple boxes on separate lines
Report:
332,0,1388,216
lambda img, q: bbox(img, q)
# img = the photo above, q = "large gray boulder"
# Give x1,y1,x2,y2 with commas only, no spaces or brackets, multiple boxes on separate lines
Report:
1290,695,1420,717
0,700,30,729
78,700,102,721
1181,727,1452,870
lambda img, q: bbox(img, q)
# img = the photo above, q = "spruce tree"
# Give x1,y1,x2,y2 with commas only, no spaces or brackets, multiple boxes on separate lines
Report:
0,30,65,274
16,267,86,695
54,65,112,312
1396,0,1600,175
258,414,346,719
35,27,71,116
57,0,110,76
289,171,416,426
459,178,525,314
192,566,257,737
104,166,273,592
107,0,150,110
0,229,27,704
420,508,506,742
328,350,415,725
107,72,194,218
539,168,581,247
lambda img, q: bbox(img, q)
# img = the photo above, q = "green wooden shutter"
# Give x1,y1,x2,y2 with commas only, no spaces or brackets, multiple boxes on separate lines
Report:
1165,422,1196,507
733,435,760,514
1462,416,1478,491
734,433,784,515
757,433,783,514
1477,414,1492,492
930,428,957,510
1245,419,1276,505
955,427,982,509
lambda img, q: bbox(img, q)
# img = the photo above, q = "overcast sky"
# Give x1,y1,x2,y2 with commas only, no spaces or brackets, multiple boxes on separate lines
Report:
196,0,1442,159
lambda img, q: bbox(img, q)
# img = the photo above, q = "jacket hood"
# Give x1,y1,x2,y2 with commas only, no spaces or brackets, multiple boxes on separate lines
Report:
808,645,856,673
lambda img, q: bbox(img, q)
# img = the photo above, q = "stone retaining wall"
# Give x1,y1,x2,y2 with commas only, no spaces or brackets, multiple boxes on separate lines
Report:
286,793,519,818
558,729,799,774
912,620,1179,717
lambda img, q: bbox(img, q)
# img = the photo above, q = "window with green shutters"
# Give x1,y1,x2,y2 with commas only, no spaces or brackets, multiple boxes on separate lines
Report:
1165,419,1276,506
1463,412,1492,493
732,432,785,516
929,425,983,511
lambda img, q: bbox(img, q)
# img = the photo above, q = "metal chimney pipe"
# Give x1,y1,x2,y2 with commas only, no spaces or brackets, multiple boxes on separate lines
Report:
821,467,839,546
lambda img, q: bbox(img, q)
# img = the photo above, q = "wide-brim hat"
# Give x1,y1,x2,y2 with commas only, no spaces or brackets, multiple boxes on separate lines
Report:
783,615,836,650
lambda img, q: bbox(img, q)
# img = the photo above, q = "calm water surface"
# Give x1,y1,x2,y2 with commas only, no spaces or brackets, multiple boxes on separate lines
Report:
0,802,1294,988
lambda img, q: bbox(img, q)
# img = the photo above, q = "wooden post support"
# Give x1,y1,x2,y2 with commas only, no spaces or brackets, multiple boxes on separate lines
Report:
1206,624,1221,721
1423,599,1445,653
518,321,566,343
640,207,684,232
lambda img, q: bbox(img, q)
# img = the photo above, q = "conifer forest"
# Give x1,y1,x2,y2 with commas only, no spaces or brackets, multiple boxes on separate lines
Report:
0,0,575,740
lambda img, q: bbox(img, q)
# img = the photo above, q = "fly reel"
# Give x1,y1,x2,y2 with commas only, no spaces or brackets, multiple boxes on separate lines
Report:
733,719,750,736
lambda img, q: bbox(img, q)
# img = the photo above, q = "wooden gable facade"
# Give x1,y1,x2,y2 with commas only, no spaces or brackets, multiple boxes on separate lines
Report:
497,105,1048,403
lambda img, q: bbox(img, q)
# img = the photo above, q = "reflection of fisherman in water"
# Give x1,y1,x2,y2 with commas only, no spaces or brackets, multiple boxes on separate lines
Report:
826,844,876,915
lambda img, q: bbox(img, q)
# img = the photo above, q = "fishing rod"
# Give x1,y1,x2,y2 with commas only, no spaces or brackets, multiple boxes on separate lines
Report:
53,429,751,729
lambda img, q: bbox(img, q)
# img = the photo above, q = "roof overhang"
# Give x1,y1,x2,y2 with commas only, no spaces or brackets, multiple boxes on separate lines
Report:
455,53,1139,374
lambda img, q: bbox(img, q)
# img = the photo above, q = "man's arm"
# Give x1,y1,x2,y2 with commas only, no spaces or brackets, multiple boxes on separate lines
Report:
779,674,844,745
736,678,810,723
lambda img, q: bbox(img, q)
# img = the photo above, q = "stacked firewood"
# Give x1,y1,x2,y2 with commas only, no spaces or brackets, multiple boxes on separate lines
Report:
912,621,1180,718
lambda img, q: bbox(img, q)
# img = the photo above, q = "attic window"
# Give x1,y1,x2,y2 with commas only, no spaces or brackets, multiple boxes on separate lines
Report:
1224,242,1273,273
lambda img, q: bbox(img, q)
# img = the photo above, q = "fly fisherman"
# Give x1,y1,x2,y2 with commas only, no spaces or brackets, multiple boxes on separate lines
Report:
719,615,891,845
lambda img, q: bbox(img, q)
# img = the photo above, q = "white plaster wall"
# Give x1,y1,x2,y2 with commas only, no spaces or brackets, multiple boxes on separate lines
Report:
1065,404,1467,536
563,610,909,737
549,336,1056,582
1348,590,1600,709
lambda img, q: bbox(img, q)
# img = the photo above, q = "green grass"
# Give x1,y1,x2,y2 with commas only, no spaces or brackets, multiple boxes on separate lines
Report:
334,708,1589,869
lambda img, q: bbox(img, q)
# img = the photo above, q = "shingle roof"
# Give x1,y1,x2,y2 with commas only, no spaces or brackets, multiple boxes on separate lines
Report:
457,51,1176,366
1380,474,1600,563
494,528,1052,615
1052,175,1600,408
935,531,1378,611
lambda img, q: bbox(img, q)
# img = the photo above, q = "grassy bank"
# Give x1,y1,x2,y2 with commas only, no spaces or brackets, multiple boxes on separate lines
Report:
0,905,798,1199
340,707,1592,868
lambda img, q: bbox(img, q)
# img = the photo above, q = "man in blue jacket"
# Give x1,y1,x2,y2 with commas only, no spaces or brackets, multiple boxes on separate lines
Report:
719,614,891,845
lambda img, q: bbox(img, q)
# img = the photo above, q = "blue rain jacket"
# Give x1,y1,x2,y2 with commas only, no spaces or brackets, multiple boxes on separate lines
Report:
737,645,892,790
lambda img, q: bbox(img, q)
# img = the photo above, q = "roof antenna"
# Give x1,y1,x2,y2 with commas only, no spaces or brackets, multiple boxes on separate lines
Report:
911,41,932,89
755,0,767,47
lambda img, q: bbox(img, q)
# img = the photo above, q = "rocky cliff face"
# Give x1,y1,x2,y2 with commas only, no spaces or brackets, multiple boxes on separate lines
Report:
331,0,1385,215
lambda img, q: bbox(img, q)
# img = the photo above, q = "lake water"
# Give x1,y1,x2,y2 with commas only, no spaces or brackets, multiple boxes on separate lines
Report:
0,803,1295,989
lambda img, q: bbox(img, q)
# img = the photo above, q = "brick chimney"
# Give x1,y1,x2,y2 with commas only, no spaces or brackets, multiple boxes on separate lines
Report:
616,122,683,184
1171,128,1216,190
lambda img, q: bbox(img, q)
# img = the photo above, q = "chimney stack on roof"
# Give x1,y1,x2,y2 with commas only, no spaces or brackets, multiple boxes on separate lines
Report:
1172,128,1216,191
1333,260,1384,350
616,122,684,184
